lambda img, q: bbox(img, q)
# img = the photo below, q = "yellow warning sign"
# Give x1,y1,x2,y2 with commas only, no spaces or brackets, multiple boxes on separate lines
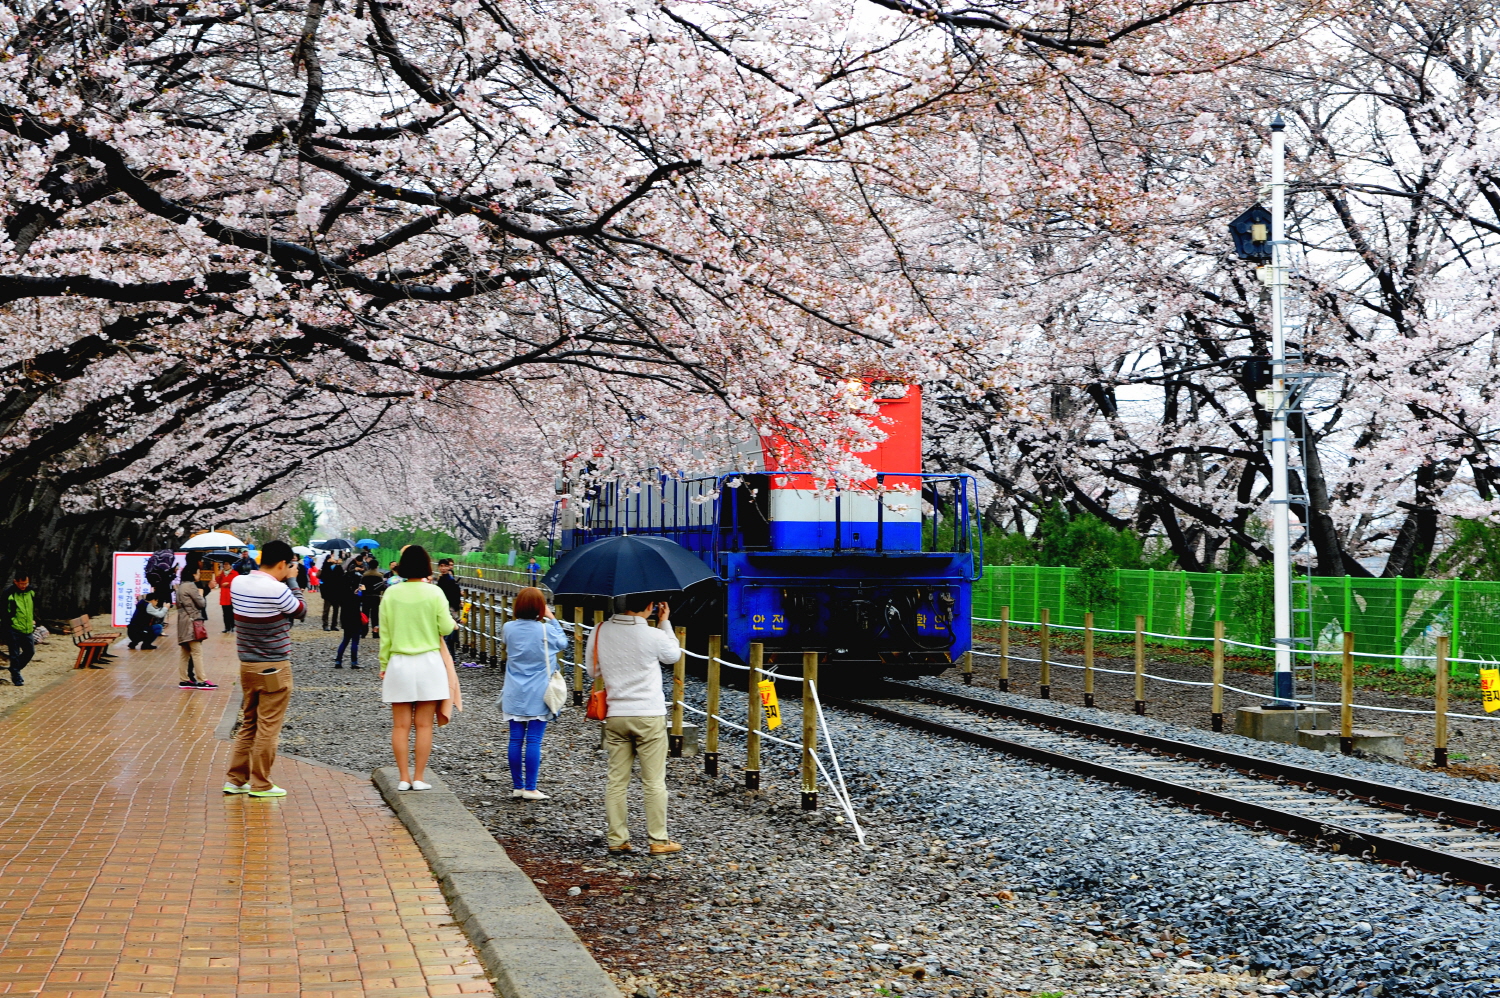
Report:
1481,669,1500,713
758,680,782,730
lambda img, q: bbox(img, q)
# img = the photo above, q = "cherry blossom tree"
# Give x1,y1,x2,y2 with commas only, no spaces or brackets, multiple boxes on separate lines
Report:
0,0,1316,613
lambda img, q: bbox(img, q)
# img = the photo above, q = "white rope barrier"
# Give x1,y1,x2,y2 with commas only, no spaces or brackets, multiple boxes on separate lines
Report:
967,641,1496,720
974,615,1441,661
675,699,866,846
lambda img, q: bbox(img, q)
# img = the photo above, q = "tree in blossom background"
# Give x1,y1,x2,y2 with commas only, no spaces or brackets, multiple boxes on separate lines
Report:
4,0,1496,615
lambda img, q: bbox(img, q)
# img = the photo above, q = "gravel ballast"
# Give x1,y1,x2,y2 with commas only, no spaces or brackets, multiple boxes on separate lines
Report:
280,610,1500,998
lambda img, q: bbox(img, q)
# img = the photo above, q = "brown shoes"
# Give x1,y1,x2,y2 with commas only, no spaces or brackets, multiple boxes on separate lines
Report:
607,843,634,854
649,841,683,856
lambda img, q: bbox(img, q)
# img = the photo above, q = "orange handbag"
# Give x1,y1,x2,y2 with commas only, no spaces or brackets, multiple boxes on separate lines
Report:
585,625,608,721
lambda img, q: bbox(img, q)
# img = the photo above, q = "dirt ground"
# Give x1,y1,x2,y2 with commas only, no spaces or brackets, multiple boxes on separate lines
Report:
0,619,120,714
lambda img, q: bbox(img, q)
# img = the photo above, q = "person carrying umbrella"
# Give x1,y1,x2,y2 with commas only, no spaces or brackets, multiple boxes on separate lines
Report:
583,595,684,856
545,534,713,854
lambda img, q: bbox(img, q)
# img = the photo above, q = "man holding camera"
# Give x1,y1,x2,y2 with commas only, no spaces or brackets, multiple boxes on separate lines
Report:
582,596,683,856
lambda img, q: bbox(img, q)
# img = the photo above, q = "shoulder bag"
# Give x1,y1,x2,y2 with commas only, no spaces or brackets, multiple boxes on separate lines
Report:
585,624,609,721
192,619,208,642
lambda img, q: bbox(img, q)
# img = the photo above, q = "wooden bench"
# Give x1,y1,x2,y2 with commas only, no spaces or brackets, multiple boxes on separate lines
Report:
69,616,116,669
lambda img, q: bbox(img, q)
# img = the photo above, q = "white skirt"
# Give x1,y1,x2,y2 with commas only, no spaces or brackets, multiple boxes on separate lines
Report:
382,650,448,703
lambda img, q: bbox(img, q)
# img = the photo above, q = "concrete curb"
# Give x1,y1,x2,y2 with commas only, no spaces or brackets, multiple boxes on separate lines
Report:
371,767,623,998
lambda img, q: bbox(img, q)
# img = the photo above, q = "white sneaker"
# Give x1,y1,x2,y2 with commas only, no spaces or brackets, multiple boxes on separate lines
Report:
222,782,251,794
410,780,432,791
512,788,524,798
519,789,550,801
396,781,412,791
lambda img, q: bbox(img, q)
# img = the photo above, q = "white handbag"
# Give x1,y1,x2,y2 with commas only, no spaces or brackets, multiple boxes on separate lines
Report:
543,667,568,715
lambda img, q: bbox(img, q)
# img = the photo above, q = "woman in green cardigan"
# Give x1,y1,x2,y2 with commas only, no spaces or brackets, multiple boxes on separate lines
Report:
379,546,460,791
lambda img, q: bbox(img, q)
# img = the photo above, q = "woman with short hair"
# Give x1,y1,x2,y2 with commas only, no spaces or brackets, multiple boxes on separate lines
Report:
378,545,460,791
498,587,568,800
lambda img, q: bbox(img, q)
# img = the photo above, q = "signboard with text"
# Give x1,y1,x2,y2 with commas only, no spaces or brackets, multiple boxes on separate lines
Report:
111,552,187,628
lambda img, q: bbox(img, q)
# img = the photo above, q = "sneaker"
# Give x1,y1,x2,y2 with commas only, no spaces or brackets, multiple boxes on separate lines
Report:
519,789,550,801
127,641,137,649
409,781,432,791
648,841,683,856
195,681,218,689
333,662,343,669
397,781,412,791
247,786,287,797
460,661,484,668
9,670,23,687
179,680,198,689
349,663,361,669
222,782,252,794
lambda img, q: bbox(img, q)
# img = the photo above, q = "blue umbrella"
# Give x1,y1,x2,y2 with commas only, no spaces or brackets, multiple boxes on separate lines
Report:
355,538,380,549
541,535,717,600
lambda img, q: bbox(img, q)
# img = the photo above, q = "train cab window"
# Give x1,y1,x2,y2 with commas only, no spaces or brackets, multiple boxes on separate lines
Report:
720,473,770,550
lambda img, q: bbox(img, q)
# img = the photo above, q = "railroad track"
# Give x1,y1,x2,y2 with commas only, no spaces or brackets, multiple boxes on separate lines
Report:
839,681,1500,890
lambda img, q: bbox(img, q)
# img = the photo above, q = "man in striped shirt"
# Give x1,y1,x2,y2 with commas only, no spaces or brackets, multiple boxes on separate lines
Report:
224,540,306,798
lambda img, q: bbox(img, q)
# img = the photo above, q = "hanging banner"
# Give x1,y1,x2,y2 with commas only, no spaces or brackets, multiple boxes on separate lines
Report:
1481,669,1500,713
111,552,187,627
758,679,782,730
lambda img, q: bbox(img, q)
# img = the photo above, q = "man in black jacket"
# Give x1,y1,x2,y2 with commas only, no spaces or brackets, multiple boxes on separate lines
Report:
435,558,462,656
320,557,345,631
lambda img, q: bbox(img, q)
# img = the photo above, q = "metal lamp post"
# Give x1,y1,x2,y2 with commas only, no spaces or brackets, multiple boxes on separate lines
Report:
1230,114,1295,707
1266,114,1294,706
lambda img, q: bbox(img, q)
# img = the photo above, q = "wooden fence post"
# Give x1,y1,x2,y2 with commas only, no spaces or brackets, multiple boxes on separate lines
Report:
670,626,687,757
572,606,585,706
480,590,493,664
1340,632,1354,755
999,605,1010,692
746,642,763,790
705,634,722,776
1133,615,1146,715
802,650,819,811
1083,612,1095,708
1039,607,1051,699
1435,635,1450,768
498,593,509,666
1212,620,1225,732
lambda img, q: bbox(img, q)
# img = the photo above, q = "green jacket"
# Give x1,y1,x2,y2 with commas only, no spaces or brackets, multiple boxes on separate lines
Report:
4,585,35,633
378,581,455,669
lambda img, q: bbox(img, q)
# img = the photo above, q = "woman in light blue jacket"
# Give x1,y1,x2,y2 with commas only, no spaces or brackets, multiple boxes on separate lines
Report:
499,587,569,800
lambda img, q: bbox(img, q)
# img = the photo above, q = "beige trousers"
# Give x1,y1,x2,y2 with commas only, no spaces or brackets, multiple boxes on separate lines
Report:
227,662,293,791
178,640,204,683
603,714,668,847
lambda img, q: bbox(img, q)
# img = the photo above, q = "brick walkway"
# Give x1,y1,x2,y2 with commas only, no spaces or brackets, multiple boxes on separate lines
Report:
0,628,493,997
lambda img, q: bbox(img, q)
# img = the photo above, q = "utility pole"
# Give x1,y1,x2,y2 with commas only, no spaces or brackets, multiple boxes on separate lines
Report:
1267,113,1294,707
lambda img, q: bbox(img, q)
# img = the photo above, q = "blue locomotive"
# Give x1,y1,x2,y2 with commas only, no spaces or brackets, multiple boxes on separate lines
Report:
551,387,981,680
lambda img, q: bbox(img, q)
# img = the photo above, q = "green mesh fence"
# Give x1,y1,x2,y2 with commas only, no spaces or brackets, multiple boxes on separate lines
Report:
974,567,1500,678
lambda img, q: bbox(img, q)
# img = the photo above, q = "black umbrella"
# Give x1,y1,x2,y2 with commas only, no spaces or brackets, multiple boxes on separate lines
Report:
197,550,241,564
313,538,353,550
541,535,718,600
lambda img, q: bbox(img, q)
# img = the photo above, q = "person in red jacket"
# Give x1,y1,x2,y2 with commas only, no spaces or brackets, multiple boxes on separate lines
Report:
215,565,237,633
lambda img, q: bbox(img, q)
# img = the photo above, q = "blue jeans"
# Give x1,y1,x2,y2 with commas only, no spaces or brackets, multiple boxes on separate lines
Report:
336,635,359,665
508,719,547,790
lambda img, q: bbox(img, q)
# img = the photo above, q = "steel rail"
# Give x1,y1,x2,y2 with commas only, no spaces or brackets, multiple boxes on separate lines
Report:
839,684,1500,890
877,682,1500,830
